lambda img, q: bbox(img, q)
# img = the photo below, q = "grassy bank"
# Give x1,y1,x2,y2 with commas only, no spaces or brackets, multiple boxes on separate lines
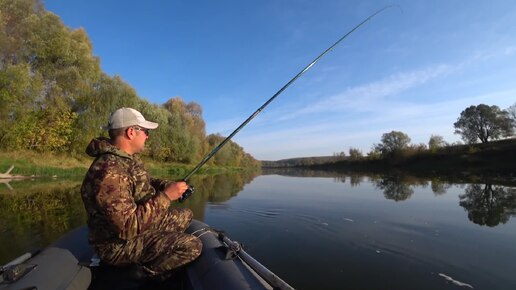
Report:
0,151,89,177
0,151,254,179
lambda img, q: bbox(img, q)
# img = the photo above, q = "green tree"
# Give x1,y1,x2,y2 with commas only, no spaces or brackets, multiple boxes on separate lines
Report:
0,0,259,167
71,74,140,153
373,131,411,155
162,97,207,163
454,104,513,144
348,147,363,160
205,133,259,167
367,146,382,160
0,0,101,153
206,134,232,166
333,151,346,161
508,103,516,128
428,134,447,151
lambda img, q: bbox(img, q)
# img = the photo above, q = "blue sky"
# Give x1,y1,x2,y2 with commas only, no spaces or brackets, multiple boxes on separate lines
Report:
45,0,516,160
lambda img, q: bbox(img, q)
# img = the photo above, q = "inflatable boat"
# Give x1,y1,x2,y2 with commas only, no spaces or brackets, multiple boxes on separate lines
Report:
0,220,294,290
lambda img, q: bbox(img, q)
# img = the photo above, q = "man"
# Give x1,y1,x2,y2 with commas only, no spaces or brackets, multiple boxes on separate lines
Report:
81,107,202,278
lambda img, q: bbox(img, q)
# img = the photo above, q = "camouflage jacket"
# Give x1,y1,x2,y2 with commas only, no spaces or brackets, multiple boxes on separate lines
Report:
81,138,172,244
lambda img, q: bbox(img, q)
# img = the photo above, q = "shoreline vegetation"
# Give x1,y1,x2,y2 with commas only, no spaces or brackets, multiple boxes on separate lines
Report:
0,0,260,172
1,1,515,185
262,138,516,185
3,138,515,186
0,151,257,180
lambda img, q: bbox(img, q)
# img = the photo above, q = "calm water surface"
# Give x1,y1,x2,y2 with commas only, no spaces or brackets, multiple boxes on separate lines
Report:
1,170,515,290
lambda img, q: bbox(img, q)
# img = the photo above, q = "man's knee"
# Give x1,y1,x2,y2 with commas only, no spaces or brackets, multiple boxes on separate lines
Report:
162,208,193,231
173,207,193,221
189,235,202,258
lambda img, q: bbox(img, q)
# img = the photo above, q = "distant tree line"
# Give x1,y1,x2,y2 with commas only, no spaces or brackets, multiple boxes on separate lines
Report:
367,103,515,158
261,156,341,167
331,103,516,162
265,103,516,168
0,0,259,168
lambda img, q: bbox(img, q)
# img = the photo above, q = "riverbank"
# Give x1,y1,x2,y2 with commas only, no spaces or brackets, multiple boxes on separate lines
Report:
0,151,256,179
264,139,516,184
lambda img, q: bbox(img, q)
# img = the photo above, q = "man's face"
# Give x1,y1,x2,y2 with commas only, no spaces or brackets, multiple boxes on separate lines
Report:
131,126,149,153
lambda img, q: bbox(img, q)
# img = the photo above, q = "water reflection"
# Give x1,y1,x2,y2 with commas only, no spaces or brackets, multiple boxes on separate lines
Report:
372,175,414,201
459,184,516,227
263,168,516,226
0,171,258,264
0,179,86,264
172,171,259,220
430,178,452,196
2,169,516,289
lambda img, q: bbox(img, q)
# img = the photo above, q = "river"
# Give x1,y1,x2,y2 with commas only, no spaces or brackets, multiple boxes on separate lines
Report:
1,169,515,290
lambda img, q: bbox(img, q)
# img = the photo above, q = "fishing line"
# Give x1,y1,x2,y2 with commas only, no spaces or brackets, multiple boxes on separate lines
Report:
179,6,397,202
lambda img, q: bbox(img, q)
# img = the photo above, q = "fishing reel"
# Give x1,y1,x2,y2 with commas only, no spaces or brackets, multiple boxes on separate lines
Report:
178,185,195,202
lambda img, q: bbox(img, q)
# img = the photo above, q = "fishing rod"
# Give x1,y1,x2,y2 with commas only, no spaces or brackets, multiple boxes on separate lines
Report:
179,6,395,202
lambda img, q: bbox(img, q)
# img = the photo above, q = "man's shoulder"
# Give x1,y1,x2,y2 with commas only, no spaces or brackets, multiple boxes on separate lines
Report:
89,152,135,174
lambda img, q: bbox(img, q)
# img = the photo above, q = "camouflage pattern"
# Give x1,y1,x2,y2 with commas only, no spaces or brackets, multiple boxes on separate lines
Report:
81,138,202,274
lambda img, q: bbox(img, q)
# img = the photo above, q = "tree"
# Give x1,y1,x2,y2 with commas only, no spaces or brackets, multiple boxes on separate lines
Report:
367,146,382,159
0,0,101,153
162,97,207,163
374,131,411,155
0,0,260,166
333,151,346,161
428,134,447,151
454,104,513,144
348,147,363,160
508,103,516,128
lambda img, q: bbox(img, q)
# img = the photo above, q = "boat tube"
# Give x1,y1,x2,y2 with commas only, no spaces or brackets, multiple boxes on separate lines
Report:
0,220,294,290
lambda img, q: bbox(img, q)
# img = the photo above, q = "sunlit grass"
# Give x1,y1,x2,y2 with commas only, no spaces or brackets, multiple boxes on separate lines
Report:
0,151,88,177
0,151,257,179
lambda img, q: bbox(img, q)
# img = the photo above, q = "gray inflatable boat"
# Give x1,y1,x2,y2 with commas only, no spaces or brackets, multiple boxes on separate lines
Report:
0,220,294,290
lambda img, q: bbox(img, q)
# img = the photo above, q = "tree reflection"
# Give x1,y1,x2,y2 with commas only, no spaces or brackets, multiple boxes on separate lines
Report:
459,184,516,227
349,174,363,187
262,168,368,186
170,171,259,220
373,176,414,201
0,181,86,264
430,178,451,196
0,171,259,264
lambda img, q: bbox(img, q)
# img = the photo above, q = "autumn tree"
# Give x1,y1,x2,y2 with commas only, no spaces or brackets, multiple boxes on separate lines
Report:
454,104,513,144
0,0,259,168
0,0,101,152
205,134,259,167
162,97,207,163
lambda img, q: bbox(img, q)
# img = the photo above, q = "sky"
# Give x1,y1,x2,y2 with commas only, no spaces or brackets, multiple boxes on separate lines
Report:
44,0,516,161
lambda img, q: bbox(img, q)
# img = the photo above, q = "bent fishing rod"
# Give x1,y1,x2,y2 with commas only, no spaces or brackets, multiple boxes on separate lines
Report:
178,6,394,202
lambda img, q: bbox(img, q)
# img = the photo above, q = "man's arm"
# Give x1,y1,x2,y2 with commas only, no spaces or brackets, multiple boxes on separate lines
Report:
95,172,172,240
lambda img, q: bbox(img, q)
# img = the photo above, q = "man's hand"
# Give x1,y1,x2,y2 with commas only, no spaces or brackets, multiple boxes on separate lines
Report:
164,181,188,201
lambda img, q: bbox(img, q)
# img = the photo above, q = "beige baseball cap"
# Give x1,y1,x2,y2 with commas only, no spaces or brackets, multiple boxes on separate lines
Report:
104,107,159,130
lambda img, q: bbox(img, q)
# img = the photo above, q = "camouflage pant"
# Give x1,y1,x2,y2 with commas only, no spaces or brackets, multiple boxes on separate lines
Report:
96,208,202,275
